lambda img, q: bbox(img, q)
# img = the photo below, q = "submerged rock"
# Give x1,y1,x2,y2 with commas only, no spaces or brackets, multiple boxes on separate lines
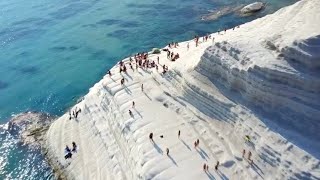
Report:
8,111,56,147
240,2,264,14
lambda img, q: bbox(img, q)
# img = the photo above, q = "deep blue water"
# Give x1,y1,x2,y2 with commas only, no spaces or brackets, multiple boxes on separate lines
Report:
0,0,297,179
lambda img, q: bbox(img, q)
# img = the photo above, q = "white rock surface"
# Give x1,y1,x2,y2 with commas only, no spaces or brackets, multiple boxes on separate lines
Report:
44,0,320,179
240,2,264,14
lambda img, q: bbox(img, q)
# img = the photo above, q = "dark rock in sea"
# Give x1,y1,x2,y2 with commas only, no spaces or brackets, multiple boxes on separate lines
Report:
8,111,56,147
50,46,67,52
49,3,92,20
106,30,130,39
0,80,9,90
96,19,121,26
91,49,109,60
20,66,39,74
119,21,140,28
69,46,79,51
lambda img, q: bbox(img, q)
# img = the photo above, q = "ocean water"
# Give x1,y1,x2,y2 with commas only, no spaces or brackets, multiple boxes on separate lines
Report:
0,0,297,179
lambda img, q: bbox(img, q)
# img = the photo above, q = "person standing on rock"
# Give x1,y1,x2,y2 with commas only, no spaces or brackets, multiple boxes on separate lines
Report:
129,110,133,116
108,70,112,76
196,139,200,146
132,101,135,108
203,163,207,171
166,148,169,156
141,84,144,92
187,43,189,50
178,130,181,138
242,149,246,158
157,56,160,64
68,110,72,120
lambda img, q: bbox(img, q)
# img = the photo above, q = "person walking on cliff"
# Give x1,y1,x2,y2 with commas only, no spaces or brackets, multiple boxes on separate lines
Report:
130,63,134,71
121,78,125,86
64,145,72,159
75,108,81,118
215,161,220,170
149,132,154,142
248,151,252,161
72,142,77,153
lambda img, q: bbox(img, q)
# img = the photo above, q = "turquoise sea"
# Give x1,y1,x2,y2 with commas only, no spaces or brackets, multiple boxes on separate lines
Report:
0,0,297,179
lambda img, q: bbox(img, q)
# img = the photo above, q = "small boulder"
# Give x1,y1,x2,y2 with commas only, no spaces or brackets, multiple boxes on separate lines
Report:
151,48,161,54
240,2,264,14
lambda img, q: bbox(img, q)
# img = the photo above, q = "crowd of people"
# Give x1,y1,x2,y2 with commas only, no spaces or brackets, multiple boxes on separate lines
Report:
63,27,257,176
107,31,256,175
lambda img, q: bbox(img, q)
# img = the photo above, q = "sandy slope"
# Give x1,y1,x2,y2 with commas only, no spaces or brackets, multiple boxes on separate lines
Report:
44,0,320,179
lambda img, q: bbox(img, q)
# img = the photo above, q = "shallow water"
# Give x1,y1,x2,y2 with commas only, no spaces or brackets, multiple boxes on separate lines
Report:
0,0,297,178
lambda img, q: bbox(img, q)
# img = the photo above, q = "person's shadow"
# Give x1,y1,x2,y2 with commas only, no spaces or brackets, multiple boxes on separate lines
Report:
180,139,191,151
153,142,163,154
217,170,229,180
251,161,264,179
168,154,178,166
133,107,143,118
205,171,216,180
